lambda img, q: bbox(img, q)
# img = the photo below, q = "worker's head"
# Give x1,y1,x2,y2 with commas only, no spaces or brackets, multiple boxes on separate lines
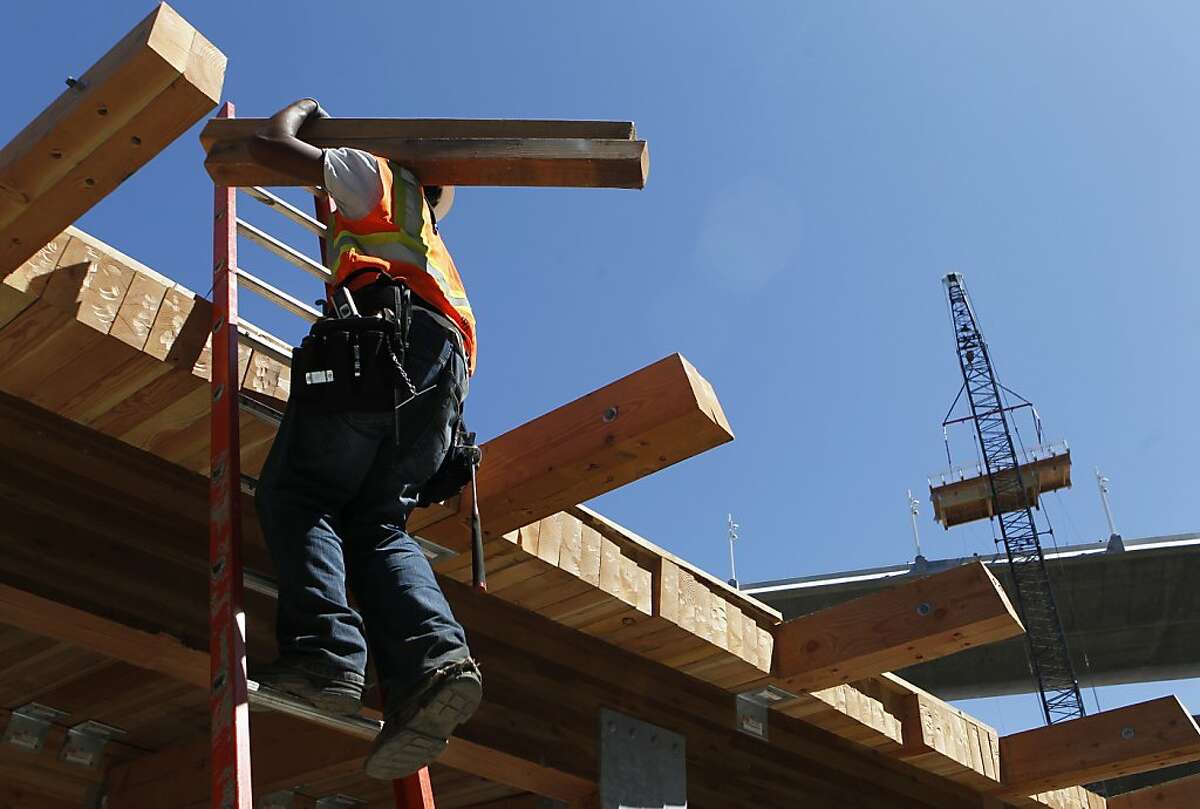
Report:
425,185,455,223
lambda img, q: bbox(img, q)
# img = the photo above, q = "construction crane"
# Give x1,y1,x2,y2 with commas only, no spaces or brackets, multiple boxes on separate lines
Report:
935,272,1086,725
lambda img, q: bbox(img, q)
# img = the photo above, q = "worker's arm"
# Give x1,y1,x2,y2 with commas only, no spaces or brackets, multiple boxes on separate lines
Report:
248,98,328,186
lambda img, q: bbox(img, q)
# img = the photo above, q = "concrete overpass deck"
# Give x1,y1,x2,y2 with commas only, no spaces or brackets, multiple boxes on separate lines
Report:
746,532,1200,700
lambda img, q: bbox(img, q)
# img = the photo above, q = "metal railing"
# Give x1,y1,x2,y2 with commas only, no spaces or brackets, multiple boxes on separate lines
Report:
929,440,1069,488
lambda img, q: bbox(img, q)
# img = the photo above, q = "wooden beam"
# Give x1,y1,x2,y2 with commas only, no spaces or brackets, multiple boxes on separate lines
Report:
200,117,638,149
1107,772,1200,809
770,562,1025,691
201,118,648,189
1000,697,1200,796
0,3,225,273
0,583,208,689
416,353,733,553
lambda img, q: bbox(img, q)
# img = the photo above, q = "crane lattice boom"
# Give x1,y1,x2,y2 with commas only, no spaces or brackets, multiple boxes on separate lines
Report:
942,273,1085,725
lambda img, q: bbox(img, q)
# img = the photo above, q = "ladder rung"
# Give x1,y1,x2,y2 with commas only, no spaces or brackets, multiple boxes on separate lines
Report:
237,218,332,283
240,186,327,236
247,680,380,741
238,392,284,427
237,319,293,364
236,266,321,323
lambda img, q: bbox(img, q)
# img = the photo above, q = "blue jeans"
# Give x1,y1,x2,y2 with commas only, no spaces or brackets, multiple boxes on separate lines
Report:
256,311,471,695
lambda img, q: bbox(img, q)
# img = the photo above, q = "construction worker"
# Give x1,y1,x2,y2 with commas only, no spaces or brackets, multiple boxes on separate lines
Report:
248,98,481,780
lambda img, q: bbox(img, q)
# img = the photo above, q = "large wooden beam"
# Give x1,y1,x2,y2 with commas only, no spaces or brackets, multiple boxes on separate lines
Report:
0,3,225,274
770,562,1025,692
416,353,733,553
0,583,208,689
999,697,1200,796
1107,772,1200,809
200,117,638,148
201,117,648,188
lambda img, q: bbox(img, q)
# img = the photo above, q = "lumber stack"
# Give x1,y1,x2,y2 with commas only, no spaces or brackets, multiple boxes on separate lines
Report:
0,226,281,479
200,118,649,189
0,229,731,514
859,673,1003,790
0,3,225,274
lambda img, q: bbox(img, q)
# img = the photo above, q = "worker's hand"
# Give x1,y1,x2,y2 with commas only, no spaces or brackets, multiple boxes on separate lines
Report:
262,98,327,140
249,99,327,186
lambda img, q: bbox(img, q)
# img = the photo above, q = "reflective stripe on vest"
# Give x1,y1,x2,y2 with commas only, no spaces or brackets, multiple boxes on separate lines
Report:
327,157,477,372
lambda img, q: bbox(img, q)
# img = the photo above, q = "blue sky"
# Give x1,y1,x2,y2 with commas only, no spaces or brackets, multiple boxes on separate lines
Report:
6,1,1197,734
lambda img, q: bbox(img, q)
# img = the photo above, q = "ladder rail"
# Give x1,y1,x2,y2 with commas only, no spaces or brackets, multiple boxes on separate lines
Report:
209,100,254,809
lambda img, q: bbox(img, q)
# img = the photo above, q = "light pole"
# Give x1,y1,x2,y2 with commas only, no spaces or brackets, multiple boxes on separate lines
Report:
907,489,925,564
727,513,739,588
1096,469,1124,551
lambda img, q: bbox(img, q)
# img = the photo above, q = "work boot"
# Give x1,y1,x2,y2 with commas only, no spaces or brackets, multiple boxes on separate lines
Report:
251,657,365,716
364,657,483,780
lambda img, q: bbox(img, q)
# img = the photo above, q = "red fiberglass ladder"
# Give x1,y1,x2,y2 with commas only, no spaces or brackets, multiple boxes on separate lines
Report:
208,101,438,809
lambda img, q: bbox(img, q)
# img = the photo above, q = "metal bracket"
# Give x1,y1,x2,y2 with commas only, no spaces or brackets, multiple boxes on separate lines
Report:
314,796,365,809
599,708,686,809
2,703,68,752
60,719,125,767
735,685,801,741
411,533,459,565
259,790,296,809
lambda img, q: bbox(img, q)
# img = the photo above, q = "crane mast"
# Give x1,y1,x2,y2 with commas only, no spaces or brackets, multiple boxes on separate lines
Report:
942,273,1086,725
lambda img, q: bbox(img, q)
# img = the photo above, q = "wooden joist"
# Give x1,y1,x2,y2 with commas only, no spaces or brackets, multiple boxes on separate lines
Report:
1011,786,1107,809
1106,772,1200,809
0,3,225,274
776,682,905,752
770,561,1025,692
416,353,733,553
999,697,1200,796
568,504,782,628
435,512,653,633
0,582,594,804
201,117,648,188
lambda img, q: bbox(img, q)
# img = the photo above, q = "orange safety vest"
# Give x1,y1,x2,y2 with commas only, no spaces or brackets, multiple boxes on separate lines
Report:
327,157,477,373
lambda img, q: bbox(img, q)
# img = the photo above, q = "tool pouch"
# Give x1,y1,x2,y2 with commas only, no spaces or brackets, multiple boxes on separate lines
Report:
290,316,406,412
416,419,481,507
